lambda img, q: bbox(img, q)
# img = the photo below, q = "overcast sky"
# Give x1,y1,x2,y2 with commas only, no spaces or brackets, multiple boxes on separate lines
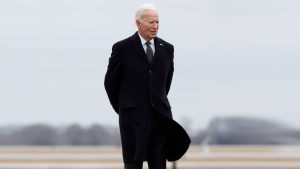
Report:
0,0,299,130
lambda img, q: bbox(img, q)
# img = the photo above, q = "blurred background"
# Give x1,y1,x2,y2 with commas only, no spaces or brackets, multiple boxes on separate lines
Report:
0,0,300,169
0,0,300,168
1,0,300,145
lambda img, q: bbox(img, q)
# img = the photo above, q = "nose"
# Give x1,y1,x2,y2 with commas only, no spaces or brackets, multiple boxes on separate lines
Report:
153,22,159,29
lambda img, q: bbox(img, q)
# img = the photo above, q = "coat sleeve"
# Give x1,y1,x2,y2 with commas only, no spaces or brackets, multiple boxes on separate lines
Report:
104,43,122,114
166,44,174,95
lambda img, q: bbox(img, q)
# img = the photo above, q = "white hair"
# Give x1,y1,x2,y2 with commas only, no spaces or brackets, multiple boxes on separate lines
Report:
135,3,157,20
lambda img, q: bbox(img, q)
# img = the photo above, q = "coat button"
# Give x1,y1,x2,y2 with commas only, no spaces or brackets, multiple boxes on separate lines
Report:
149,70,152,73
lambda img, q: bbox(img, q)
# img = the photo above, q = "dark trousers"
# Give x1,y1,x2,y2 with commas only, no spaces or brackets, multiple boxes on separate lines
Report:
124,127,166,169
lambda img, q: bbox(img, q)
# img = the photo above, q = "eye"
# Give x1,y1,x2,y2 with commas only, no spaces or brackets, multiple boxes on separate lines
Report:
148,20,159,24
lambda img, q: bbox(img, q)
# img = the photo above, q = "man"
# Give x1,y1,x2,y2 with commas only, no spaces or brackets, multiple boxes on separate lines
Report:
104,4,190,169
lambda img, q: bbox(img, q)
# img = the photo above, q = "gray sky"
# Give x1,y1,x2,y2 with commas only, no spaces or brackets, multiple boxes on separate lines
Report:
0,0,299,130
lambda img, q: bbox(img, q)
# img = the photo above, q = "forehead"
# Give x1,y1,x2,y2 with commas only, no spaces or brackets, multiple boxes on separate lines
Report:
142,9,159,19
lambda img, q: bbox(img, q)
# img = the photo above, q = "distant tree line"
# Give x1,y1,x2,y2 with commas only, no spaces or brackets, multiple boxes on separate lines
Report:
0,124,121,145
1,117,300,145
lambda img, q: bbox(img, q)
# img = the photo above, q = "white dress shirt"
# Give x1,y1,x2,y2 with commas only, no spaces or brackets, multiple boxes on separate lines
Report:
138,33,155,55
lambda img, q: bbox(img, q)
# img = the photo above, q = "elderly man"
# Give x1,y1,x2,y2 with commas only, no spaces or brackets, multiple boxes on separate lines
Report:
104,3,190,169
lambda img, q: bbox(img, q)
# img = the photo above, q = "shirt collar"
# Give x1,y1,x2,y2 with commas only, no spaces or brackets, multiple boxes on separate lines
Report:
138,33,154,45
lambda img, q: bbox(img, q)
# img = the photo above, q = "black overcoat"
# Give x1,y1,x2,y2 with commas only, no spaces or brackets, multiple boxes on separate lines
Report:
104,32,190,162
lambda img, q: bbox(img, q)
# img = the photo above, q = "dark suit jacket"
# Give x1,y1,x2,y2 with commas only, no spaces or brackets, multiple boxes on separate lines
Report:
104,32,190,162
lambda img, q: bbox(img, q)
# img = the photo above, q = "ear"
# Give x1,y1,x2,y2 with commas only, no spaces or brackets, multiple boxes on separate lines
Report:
135,20,140,26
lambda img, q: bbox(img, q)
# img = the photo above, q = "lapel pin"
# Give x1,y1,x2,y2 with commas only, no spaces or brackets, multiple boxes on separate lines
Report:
160,43,163,46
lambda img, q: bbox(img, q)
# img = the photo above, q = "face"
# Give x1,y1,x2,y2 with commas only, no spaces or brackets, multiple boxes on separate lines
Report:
136,10,159,41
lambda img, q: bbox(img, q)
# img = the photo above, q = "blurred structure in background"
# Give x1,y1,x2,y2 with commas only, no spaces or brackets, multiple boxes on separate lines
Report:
192,117,300,146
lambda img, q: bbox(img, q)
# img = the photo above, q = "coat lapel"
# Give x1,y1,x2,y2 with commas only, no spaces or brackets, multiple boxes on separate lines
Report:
130,32,149,65
153,37,163,61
